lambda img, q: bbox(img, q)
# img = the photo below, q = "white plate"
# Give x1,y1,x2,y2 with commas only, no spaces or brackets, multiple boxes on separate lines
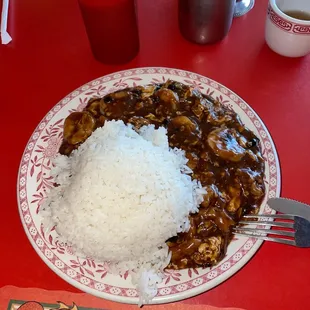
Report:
17,67,281,304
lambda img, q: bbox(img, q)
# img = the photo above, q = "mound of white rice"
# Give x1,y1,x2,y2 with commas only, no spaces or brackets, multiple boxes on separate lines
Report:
42,120,205,304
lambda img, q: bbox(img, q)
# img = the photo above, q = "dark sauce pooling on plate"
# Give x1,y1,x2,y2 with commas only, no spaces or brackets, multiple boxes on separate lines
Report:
59,80,266,269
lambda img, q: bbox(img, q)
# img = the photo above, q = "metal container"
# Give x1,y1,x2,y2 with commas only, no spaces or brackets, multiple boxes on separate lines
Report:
178,0,236,44
234,0,255,17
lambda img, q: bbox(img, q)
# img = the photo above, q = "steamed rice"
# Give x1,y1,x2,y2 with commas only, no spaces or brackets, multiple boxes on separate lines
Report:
41,120,205,304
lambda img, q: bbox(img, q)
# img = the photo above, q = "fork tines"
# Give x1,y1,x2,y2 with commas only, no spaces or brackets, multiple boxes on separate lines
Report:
233,213,296,246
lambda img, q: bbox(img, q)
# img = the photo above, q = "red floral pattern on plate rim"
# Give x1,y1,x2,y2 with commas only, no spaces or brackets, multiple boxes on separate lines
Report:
268,5,310,34
17,67,280,303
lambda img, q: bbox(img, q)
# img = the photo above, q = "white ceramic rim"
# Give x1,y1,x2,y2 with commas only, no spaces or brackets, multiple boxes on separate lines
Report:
269,0,310,25
17,67,281,304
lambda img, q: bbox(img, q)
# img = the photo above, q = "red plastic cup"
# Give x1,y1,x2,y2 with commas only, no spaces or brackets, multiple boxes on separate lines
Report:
78,0,140,64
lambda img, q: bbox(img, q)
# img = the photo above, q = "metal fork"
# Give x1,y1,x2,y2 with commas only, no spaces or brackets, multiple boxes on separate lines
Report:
233,214,310,247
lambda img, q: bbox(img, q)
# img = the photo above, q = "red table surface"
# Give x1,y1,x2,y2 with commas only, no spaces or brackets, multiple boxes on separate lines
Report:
1,0,310,309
